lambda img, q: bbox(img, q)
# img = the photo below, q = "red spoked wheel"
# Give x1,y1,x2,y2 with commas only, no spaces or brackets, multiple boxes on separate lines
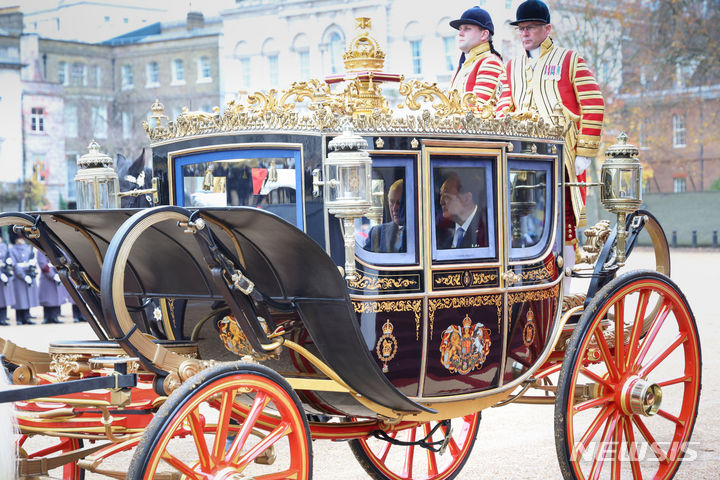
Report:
128,362,312,480
18,435,84,479
349,412,480,480
555,271,701,479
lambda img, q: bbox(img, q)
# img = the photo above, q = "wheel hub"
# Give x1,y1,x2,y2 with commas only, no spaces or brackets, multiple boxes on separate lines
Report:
620,375,662,416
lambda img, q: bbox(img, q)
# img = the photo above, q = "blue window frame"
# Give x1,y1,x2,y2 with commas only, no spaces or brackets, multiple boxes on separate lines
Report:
173,148,304,229
507,159,554,260
355,157,417,265
431,157,496,261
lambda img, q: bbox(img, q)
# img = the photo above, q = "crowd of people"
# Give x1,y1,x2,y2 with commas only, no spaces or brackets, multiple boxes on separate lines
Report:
0,235,85,326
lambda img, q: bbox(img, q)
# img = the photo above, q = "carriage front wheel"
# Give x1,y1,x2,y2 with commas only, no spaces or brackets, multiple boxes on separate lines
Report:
349,412,480,480
555,271,701,479
128,361,312,480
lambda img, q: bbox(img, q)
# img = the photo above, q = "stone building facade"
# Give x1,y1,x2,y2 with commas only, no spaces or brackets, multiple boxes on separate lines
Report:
219,0,521,103
0,9,223,209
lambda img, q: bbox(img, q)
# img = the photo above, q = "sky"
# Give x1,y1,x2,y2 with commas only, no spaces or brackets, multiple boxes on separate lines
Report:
0,0,236,20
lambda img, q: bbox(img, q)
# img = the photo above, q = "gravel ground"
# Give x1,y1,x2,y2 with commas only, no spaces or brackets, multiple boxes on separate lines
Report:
2,248,718,479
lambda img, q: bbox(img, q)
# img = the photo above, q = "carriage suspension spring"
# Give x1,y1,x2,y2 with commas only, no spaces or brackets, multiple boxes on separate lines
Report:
369,420,452,453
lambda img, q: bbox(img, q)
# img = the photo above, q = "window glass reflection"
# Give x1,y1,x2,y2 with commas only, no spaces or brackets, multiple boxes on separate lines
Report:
181,156,297,225
509,168,547,249
356,166,406,253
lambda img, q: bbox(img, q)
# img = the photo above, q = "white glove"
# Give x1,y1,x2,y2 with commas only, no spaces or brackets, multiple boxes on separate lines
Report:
5,257,12,265
0,273,7,284
24,275,32,286
575,155,593,175
53,273,61,284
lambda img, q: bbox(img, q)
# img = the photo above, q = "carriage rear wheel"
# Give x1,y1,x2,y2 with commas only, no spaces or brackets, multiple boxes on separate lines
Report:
128,362,312,480
349,412,480,480
555,271,701,479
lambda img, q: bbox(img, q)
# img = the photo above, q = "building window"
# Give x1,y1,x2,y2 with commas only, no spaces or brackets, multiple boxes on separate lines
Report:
121,64,134,89
328,32,343,74
66,154,78,201
410,40,422,74
197,56,212,82
71,62,87,86
298,50,310,80
240,58,251,88
30,107,45,132
443,37,456,72
673,177,687,193
673,114,686,148
268,54,279,87
122,112,132,140
58,61,68,85
64,104,77,138
93,65,101,88
91,105,107,139
146,61,159,87
172,59,185,84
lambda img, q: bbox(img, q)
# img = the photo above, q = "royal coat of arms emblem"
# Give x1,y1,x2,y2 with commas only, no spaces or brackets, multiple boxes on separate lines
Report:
439,314,491,375
375,319,398,373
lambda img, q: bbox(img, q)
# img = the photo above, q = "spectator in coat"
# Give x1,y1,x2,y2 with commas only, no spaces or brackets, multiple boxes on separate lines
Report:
0,237,14,326
37,251,68,324
10,237,39,325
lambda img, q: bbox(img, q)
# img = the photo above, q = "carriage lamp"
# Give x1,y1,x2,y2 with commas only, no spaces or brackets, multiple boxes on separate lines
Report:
321,124,373,280
74,140,120,209
600,133,643,265
367,179,385,225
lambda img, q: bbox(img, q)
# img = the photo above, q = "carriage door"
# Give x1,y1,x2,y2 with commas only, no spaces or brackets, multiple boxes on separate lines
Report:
502,144,563,386
421,144,504,398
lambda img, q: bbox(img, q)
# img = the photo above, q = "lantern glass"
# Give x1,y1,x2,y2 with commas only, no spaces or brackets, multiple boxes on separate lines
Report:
75,167,119,209
601,165,641,204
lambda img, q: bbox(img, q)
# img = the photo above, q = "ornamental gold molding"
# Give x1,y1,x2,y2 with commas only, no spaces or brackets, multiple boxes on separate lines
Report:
433,270,498,289
348,272,419,291
520,264,555,282
508,284,560,311
427,294,502,338
144,94,565,144
353,299,422,340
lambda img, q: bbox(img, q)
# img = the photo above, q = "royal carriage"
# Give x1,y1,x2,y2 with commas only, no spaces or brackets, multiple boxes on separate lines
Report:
0,18,700,480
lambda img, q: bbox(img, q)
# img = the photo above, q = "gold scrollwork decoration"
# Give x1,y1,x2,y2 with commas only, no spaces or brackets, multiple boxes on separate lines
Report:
349,272,418,291
520,264,554,282
508,285,560,311
353,299,422,340
471,272,498,286
427,294,502,339
434,273,462,287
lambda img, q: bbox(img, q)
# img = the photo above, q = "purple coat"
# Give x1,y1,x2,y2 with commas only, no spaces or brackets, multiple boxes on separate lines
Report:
10,242,39,309
0,242,14,307
37,251,70,307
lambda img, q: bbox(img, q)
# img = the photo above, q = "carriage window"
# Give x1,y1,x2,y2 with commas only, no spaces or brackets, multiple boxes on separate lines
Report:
173,148,304,228
508,160,553,260
354,157,416,265
431,157,496,261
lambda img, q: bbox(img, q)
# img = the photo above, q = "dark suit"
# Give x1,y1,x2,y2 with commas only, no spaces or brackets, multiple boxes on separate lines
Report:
364,222,406,253
437,208,488,249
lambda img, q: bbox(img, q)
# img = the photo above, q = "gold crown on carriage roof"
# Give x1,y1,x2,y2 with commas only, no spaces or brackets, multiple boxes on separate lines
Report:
143,18,566,143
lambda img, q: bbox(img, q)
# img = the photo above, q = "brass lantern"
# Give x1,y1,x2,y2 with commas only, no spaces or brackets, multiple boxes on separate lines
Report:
74,140,120,209
600,133,642,265
323,124,373,280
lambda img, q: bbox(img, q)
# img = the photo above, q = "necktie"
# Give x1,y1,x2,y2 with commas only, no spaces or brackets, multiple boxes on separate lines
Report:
455,227,465,248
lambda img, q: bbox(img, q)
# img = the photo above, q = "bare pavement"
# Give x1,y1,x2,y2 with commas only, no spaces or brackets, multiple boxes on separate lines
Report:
1,248,718,479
